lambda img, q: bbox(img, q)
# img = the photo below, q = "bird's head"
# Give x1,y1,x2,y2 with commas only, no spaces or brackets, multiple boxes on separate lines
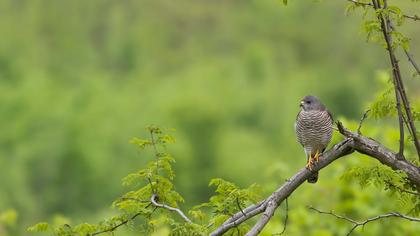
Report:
300,95,325,111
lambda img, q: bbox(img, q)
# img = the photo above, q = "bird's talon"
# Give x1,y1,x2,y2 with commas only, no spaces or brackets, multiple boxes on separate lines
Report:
306,157,314,170
314,150,320,163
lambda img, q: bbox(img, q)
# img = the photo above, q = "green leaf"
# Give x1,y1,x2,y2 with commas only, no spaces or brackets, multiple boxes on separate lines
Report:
27,222,49,232
129,137,152,149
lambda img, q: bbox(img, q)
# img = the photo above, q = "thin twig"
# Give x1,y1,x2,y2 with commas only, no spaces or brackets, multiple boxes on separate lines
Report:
357,109,370,134
401,112,414,137
403,50,420,76
385,181,420,197
150,194,192,223
388,23,420,77
402,14,420,21
383,0,405,157
92,212,142,236
308,206,420,236
119,197,150,203
147,177,156,194
149,130,160,175
272,198,289,236
372,0,412,158
347,0,420,77
308,206,359,224
236,198,246,217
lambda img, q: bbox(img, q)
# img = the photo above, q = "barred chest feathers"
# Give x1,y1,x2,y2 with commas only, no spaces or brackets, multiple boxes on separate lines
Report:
295,110,333,155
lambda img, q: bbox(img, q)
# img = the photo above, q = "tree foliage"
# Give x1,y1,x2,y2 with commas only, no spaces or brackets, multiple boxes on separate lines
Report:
2,0,419,235
28,127,263,235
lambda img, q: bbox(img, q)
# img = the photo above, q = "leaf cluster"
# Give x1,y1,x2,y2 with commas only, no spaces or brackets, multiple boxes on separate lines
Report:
28,127,262,236
193,178,262,234
341,165,420,216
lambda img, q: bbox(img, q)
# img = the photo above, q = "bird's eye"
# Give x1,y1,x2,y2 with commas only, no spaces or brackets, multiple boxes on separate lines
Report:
306,101,311,104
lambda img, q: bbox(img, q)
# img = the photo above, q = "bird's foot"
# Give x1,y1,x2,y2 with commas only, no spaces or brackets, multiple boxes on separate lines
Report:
306,156,314,170
313,150,320,163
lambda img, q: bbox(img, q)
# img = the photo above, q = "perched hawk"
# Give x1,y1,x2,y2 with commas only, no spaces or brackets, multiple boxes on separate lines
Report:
295,95,333,183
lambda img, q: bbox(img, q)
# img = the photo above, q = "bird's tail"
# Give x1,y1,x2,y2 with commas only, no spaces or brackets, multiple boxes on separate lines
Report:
307,171,318,184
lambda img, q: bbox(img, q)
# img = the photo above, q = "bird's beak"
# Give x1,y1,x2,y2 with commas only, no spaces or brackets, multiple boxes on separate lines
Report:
300,101,304,108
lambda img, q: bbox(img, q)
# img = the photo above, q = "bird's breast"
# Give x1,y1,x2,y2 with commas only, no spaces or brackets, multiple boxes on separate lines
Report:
295,110,333,153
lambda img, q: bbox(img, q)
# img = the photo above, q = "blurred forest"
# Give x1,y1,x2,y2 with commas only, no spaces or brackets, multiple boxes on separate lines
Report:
0,0,419,235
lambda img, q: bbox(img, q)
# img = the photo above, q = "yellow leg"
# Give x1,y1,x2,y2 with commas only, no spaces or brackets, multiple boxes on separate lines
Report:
306,154,314,170
313,150,320,163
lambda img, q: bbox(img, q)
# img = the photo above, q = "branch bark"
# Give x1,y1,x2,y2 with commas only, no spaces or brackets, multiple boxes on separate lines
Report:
210,122,420,236
150,194,192,223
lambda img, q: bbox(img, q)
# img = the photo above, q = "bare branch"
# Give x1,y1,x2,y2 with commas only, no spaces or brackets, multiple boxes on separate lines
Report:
150,194,192,223
372,0,405,157
403,14,420,22
272,198,288,235
403,50,420,76
357,109,370,134
370,0,420,159
308,206,359,225
149,130,160,176
91,194,191,236
236,198,247,217
337,121,420,187
147,177,156,194
118,197,150,203
388,23,420,77
308,206,420,236
91,212,142,236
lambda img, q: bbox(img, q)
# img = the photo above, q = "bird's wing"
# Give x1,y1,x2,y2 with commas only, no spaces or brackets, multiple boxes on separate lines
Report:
295,110,305,147
327,109,334,123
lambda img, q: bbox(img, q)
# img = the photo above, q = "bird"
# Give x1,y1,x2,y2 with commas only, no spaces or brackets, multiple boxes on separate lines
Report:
295,95,333,183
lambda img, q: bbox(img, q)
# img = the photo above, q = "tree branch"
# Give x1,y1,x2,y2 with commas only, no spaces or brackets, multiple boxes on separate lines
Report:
388,23,420,77
371,0,420,160
210,138,354,236
337,121,420,188
91,212,143,236
403,49,420,76
385,181,420,197
308,206,420,236
150,194,192,223
210,121,420,236
272,198,288,235
347,1,420,147
373,0,406,157
90,194,192,235
357,109,370,134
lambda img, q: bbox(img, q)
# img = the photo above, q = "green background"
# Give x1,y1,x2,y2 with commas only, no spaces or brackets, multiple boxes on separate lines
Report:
0,0,419,235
